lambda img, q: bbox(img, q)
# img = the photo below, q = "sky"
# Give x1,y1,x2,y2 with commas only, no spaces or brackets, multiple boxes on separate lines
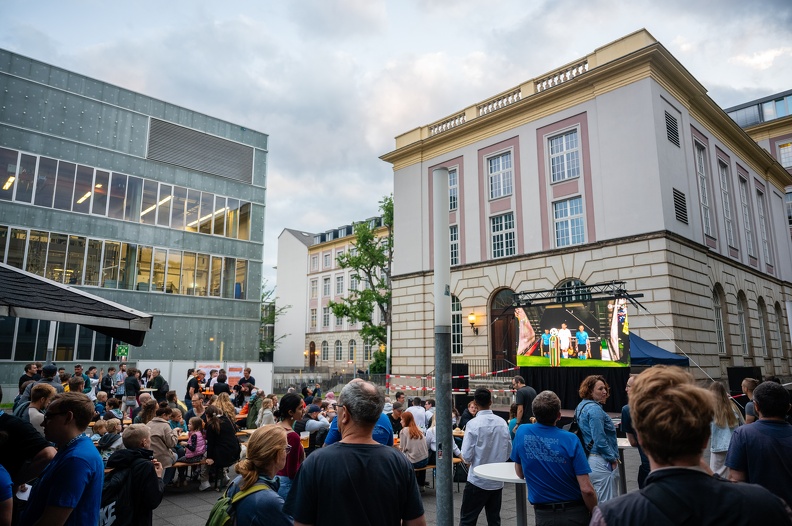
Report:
2,0,791,288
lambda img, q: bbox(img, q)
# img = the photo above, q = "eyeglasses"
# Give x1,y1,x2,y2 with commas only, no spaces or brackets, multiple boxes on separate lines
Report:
284,445,292,454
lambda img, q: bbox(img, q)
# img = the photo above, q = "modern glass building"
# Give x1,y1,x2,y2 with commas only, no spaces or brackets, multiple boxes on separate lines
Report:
0,48,267,364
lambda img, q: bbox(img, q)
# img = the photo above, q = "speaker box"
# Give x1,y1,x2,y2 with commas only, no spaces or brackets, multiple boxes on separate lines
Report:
726,366,763,395
451,363,469,393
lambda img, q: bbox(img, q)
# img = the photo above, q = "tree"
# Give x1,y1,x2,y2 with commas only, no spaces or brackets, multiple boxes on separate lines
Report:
369,348,388,374
259,280,290,361
330,195,393,349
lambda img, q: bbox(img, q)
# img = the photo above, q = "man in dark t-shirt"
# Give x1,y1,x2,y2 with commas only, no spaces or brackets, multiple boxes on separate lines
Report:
389,402,404,435
18,363,38,390
512,376,537,425
184,370,204,410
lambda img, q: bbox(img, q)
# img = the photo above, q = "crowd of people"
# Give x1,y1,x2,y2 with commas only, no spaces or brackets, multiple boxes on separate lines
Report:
1,363,791,525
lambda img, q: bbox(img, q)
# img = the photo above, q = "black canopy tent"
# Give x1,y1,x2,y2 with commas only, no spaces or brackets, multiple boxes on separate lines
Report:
0,263,154,351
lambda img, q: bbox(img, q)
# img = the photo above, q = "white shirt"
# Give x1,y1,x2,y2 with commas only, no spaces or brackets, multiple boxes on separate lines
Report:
461,409,512,490
425,408,435,428
425,426,462,457
406,406,427,430
558,328,572,348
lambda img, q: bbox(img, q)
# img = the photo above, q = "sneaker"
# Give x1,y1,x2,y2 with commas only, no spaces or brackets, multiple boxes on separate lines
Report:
198,481,211,492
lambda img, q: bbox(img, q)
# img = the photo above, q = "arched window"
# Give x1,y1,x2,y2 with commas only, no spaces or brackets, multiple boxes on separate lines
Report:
321,341,329,361
335,340,343,361
554,279,590,303
349,340,356,361
758,298,770,358
712,286,727,356
737,292,750,356
452,295,463,355
775,303,788,359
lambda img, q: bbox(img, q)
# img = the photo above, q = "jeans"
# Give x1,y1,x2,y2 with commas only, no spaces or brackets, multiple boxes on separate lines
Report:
588,454,620,504
276,475,292,501
459,482,502,526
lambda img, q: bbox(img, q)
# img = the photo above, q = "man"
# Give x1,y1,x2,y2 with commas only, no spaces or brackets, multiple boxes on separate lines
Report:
185,393,206,421
18,364,64,404
576,325,591,359
102,424,165,526
18,363,38,390
389,401,404,435
285,380,425,526
460,387,512,526
741,377,759,423
726,380,792,507
424,398,436,428
557,323,572,359
313,382,322,399
73,364,92,394
512,376,537,425
28,383,57,435
511,390,597,524
395,391,406,405
541,329,552,357
294,404,331,456
406,397,427,431
131,392,152,421
100,367,116,396
184,370,203,410
324,379,393,447
147,368,167,402
236,368,256,405
621,375,650,488
592,366,792,525
21,392,104,526
114,363,127,399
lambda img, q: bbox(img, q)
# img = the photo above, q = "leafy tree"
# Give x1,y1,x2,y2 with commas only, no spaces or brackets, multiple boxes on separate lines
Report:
330,195,393,349
259,280,290,361
368,348,388,374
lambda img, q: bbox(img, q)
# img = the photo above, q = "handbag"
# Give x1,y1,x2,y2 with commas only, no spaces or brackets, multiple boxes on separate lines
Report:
563,401,595,456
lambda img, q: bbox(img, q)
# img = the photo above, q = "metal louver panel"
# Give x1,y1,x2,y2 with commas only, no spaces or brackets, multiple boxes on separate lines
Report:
665,111,680,147
673,188,688,224
147,119,253,183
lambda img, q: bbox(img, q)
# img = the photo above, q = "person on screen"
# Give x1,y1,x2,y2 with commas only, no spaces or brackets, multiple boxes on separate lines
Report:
558,323,572,359
541,329,552,358
577,325,591,360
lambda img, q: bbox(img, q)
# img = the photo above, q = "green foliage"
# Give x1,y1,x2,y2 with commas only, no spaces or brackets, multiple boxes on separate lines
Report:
329,195,393,348
259,280,290,360
368,349,388,374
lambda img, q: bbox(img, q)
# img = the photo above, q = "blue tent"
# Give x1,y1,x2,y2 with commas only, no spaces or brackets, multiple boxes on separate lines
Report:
629,333,690,366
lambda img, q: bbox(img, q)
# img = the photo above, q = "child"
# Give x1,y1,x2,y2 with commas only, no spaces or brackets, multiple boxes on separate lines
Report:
97,418,124,463
175,417,206,486
105,397,124,420
508,403,519,439
169,410,188,433
94,391,108,419
91,419,107,443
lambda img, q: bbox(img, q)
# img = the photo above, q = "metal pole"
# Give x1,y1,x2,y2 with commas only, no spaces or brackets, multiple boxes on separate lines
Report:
432,167,453,526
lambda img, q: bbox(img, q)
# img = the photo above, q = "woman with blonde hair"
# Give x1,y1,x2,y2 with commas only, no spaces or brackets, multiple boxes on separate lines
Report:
256,397,275,427
708,381,744,476
399,410,429,489
216,392,237,424
220,426,291,525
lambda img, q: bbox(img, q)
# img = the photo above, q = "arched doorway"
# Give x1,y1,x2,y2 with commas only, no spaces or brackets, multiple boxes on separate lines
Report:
309,341,316,371
490,288,517,366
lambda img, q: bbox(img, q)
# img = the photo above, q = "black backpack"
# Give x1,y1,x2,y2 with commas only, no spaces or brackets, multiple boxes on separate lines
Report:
563,401,596,456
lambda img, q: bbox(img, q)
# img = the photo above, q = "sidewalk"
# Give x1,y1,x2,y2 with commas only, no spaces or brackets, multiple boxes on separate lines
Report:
156,447,644,525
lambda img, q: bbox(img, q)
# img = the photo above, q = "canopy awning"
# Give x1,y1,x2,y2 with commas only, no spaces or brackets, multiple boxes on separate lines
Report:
629,333,689,366
0,262,154,346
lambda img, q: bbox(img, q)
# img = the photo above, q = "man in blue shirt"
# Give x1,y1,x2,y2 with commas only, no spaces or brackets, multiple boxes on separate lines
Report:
512,390,597,525
21,392,104,526
575,326,591,359
541,329,552,358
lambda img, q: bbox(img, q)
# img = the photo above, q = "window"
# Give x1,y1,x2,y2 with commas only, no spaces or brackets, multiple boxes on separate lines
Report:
694,144,713,237
310,309,317,329
450,225,459,266
310,279,318,299
737,294,750,356
322,307,330,327
555,279,591,303
452,295,463,355
335,340,343,361
488,152,513,200
739,178,755,257
336,275,344,295
549,130,580,183
718,162,735,247
321,341,329,361
311,256,318,271
348,340,356,361
323,253,331,268
449,168,458,211
775,304,786,359
553,197,584,247
786,192,792,227
336,250,344,263
713,288,727,355
323,277,331,296
364,342,372,361
335,313,342,327
490,213,515,258
758,299,770,357
350,274,359,291
779,142,792,168
756,190,772,264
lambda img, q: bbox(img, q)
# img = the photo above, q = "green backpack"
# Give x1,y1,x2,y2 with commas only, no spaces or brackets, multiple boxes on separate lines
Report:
204,482,269,526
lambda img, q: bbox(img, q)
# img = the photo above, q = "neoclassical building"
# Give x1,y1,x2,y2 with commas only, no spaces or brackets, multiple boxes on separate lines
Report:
381,29,792,382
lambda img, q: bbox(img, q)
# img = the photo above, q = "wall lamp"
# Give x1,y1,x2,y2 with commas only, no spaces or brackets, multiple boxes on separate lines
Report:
468,313,478,335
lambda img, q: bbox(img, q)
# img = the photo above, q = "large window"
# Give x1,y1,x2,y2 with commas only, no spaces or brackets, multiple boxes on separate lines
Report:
310,309,317,329
786,192,792,227
755,190,772,264
310,279,318,299
336,275,344,295
553,197,584,247
364,342,372,361
739,178,755,257
694,143,713,237
348,340,356,361
321,341,329,361
449,168,458,211
549,129,580,183
335,340,343,361
452,295,463,355
322,307,330,327
323,277,331,297
718,161,735,247
450,225,459,266
775,304,787,359
737,293,750,356
713,287,727,355
488,152,513,200
490,212,515,258
758,299,770,358
779,142,792,168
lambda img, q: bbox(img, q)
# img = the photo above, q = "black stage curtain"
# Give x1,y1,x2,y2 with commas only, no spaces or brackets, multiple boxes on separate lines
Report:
519,367,630,414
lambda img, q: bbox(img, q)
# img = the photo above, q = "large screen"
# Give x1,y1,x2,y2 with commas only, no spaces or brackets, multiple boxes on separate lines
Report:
515,298,630,367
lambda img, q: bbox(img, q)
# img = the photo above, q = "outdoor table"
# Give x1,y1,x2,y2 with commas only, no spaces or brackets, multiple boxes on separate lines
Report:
452,429,465,437
140,388,157,392
473,462,528,526
617,437,632,495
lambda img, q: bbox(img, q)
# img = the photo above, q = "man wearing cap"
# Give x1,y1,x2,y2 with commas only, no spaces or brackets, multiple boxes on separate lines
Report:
460,387,512,526
389,402,404,435
18,364,65,404
294,404,331,456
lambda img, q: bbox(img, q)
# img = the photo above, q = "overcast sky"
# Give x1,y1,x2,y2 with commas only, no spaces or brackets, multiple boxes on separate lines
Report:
2,1,791,288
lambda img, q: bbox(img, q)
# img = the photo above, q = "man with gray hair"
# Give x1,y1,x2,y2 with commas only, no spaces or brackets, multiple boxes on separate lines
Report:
285,380,425,526
511,390,597,525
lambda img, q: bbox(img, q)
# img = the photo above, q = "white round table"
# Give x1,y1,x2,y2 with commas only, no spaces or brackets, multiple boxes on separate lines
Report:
472,462,528,526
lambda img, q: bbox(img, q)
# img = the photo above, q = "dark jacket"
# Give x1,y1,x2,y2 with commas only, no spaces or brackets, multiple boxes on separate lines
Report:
206,415,241,468
102,448,164,526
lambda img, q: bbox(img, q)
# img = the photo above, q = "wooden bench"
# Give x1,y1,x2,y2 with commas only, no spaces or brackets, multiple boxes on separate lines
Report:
414,457,464,492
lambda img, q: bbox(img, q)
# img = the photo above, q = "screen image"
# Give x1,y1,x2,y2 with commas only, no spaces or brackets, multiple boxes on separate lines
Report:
515,298,630,367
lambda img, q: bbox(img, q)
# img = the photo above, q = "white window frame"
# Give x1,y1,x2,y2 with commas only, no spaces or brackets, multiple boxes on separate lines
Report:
779,141,792,168
718,161,735,247
490,212,515,259
695,143,713,237
549,129,581,183
335,274,344,295
739,178,755,257
310,308,317,329
323,277,331,297
450,225,459,266
713,290,727,355
452,295,463,355
323,253,331,268
553,196,585,248
449,168,458,211
310,279,318,299
487,151,513,200
322,307,330,327
350,274,359,291
348,340,355,361
311,255,318,271
335,313,343,327
321,341,329,361
755,189,772,264
737,297,750,356
335,340,343,361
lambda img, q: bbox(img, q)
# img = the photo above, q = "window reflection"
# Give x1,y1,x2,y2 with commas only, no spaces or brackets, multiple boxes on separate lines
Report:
76,325,94,360
157,184,172,227
199,192,214,234
45,233,68,282
72,165,94,214
181,252,196,295
166,251,181,294
235,260,247,299
214,196,226,236
152,248,166,292
55,322,76,362
124,177,143,222
34,157,57,208
226,199,239,238
108,173,127,220
85,239,102,286
26,230,49,276
210,256,222,297
136,246,153,291
195,254,209,296
65,235,86,285
92,171,109,216
185,189,200,232
15,154,37,204
223,257,236,298
239,203,251,240
14,318,38,362
0,148,18,201
171,186,187,230
53,161,76,211
119,243,138,290
140,180,158,224
102,241,121,288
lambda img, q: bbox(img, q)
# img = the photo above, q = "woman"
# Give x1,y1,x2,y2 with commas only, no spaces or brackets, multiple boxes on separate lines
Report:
216,392,238,424
147,405,180,485
273,392,305,500
213,373,231,396
576,375,620,503
399,411,429,489
123,367,141,419
709,382,744,476
134,399,157,425
224,426,292,526
200,405,241,491
140,369,152,387
458,400,478,430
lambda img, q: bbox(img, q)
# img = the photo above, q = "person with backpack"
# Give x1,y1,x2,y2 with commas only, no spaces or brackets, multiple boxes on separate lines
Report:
101,423,164,526
576,375,620,504
205,425,292,526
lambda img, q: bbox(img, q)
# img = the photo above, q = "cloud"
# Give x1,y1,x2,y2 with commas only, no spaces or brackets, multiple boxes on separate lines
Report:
730,47,792,71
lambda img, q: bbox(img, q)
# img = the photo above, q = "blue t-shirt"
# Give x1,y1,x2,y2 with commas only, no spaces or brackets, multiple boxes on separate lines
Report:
576,330,589,345
21,435,104,526
0,465,11,502
324,412,394,446
541,333,552,345
510,423,591,504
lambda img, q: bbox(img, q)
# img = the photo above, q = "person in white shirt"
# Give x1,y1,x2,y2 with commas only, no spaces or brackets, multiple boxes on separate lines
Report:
460,387,512,526
28,383,56,436
405,397,427,431
558,323,572,359
424,399,436,428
